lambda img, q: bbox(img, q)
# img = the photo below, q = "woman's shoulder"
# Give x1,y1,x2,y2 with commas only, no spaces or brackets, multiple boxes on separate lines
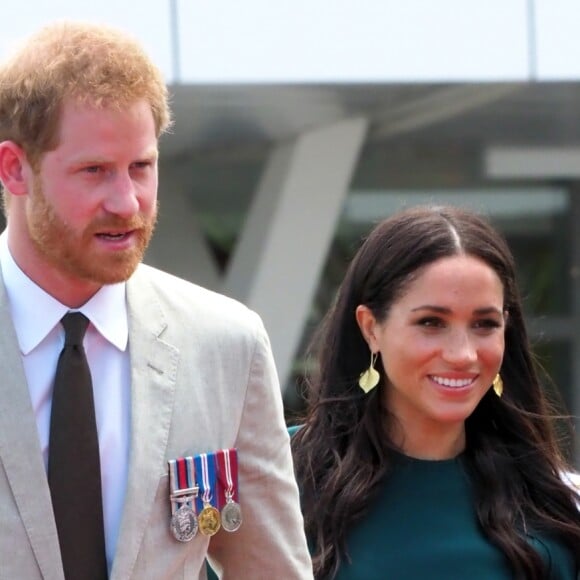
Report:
528,532,578,579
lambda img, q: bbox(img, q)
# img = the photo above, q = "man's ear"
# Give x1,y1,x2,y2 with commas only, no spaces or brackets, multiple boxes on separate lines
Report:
355,305,379,351
0,141,31,196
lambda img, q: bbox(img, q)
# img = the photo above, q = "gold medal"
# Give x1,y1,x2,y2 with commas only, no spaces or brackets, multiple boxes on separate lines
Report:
194,453,220,536
198,503,221,536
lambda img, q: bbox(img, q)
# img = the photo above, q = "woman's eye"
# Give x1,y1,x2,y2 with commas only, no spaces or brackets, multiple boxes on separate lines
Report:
473,319,502,330
418,317,444,328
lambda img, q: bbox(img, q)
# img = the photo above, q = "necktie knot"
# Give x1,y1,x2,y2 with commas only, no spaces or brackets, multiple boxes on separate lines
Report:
61,312,89,347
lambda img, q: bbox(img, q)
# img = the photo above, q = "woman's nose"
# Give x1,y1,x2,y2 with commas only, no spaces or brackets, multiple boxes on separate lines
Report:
442,330,477,366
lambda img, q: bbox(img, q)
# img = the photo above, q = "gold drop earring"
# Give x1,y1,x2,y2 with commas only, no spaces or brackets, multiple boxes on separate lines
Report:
358,352,380,394
492,374,504,398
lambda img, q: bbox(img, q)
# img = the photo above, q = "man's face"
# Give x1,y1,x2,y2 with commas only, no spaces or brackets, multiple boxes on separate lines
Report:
20,98,159,291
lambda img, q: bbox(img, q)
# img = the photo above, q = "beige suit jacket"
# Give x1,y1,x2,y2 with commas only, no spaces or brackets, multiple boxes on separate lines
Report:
0,262,312,579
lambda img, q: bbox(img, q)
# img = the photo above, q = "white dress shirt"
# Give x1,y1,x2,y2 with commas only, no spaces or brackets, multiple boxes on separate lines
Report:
0,232,131,573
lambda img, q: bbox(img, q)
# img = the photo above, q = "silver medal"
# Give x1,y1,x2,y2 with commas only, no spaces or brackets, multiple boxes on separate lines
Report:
170,504,198,542
221,500,243,532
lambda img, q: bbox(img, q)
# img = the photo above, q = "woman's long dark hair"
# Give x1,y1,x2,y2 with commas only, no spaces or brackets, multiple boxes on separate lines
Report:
291,205,580,579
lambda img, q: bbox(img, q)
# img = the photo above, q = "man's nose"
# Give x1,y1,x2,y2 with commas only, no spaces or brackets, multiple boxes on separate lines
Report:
103,173,139,218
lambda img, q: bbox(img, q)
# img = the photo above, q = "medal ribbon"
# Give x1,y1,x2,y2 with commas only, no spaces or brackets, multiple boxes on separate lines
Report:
216,448,239,509
168,456,197,514
194,453,217,513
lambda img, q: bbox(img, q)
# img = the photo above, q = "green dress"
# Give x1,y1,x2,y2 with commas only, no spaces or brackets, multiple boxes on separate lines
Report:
288,428,577,579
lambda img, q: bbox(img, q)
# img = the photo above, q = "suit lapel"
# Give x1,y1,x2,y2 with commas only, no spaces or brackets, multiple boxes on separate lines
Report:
111,267,179,580
0,272,64,579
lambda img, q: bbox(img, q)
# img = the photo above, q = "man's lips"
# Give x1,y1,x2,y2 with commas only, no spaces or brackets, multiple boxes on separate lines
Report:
95,231,134,240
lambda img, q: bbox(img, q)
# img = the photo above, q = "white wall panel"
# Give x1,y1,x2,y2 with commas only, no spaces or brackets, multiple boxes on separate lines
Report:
178,0,529,82
535,0,580,79
2,1,174,83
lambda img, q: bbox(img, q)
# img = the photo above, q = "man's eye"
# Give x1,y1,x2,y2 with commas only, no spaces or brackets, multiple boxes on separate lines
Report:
132,161,152,170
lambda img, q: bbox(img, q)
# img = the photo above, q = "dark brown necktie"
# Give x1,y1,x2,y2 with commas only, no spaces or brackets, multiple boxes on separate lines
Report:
48,312,108,579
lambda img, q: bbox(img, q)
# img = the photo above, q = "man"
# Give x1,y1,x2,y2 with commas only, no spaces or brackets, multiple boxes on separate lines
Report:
0,21,312,579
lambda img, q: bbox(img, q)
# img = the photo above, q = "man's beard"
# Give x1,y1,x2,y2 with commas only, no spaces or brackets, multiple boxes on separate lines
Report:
27,177,156,285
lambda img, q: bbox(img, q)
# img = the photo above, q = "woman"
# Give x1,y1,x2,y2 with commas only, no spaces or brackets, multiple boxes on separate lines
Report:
291,205,580,579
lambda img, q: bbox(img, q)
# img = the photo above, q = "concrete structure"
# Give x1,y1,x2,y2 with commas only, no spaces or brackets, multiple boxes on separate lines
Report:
3,0,580,463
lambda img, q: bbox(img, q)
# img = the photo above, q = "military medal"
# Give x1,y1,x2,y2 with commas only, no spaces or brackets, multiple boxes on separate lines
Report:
168,457,199,542
170,501,198,542
194,453,221,536
198,503,221,536
217,448,243,532
221,498,243,533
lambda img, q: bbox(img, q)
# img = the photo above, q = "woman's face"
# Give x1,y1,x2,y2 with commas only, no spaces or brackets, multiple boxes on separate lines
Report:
356,254,506,457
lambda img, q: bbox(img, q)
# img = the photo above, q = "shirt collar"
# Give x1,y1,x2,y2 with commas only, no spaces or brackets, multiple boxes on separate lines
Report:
0,231,128,354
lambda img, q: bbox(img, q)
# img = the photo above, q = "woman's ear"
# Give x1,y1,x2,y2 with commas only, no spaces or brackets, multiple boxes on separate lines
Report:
0,141,31,196
355,305,378,351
